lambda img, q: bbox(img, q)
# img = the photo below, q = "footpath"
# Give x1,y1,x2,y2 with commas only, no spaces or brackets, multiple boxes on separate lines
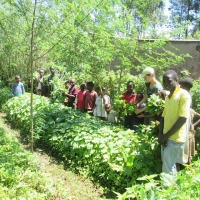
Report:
0,112,104,200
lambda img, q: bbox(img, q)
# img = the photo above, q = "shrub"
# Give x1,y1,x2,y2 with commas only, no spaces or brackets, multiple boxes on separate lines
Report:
0,87,12,110
3,94,162,192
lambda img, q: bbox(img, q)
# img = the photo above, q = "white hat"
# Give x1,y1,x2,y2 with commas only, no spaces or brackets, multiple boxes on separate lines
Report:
141,67,155,78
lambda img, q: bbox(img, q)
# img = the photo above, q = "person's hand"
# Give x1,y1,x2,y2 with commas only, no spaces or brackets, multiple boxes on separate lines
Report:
161,141,167,147
63,92,68,97
137,113,144,118
158,134,168,145
134,108,142,114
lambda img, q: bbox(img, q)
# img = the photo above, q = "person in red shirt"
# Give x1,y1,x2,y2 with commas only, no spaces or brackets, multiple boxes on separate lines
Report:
64,79,79,109
85,81,98,115
76,82,86,112
122,81,137,130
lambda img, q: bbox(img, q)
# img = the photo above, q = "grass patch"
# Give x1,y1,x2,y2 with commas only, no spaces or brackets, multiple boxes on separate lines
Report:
0,119,104,199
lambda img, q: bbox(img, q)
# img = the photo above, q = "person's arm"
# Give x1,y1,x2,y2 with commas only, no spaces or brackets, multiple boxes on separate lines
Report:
134,105,147,114
65,87,78,98
65,93,75,98
93,93,98,110
137,113,155,118
93,98,98,116
158,117,167,147
159,117,164,135
193,119,200,128
194,111,200,118
137,94,148,107
104,95,110,106
75,92,79,106
158,117,187,144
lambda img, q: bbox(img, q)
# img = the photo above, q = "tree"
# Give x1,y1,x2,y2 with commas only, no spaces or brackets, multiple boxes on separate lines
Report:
168,0,200,39
0,0,192,150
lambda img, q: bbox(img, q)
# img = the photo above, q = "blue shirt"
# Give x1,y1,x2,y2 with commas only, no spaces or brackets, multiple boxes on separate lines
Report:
12,82,25,97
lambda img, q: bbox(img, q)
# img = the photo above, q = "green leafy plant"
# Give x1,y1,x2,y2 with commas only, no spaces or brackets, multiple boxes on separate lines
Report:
125,103,136,115
0,127,71,199
146,94,164,115
0,87,12,109
3,94,162,193
113,99,127,123
117,158,200,200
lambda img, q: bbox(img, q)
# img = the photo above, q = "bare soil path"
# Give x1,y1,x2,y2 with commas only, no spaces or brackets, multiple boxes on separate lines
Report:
0,112,105,200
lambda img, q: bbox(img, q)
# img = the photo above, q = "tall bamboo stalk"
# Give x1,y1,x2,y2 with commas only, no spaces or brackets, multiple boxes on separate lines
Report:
30,0,37,152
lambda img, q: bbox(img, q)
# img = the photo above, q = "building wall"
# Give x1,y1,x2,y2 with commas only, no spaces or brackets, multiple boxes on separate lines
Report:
109,39,200,79
163,40,200,79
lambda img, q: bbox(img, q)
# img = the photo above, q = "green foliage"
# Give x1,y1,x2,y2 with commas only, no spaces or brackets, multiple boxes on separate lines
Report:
118,158,200,199
3,94,162,193
168,0,200,39
0,0,191,90
180,69,191,78
113,99,127,122
146,94,165,115
191,81,200,113
2,93,49,137
0,127,70,199
49,77,66,104
0,87,12,110
126,103,136,115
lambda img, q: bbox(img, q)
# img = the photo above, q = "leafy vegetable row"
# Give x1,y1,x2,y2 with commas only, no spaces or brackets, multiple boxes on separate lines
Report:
0,126,69,199
3,94,162,192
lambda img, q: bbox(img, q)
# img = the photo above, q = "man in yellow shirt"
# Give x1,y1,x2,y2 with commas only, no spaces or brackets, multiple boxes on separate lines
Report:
158,70,191,174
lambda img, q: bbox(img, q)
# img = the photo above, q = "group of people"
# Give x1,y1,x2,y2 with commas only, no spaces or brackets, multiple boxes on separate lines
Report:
11,66,57,97
63,79,114,121
12,66,199,175
119,67,199,174
122,67,164,130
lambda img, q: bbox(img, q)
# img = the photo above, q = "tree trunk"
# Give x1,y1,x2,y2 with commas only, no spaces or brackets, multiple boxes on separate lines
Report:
30,0,37,152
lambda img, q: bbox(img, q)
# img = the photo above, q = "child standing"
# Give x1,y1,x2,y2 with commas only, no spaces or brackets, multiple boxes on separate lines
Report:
64,79,79,109
122,81,137,130
93,87,110,120
36,70,45,95
76,83,86,112
12,75,25,97
84,82,98,115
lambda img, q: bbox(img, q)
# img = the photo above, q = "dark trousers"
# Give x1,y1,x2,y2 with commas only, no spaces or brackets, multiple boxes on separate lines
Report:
124,115,135,130
124,113,144,130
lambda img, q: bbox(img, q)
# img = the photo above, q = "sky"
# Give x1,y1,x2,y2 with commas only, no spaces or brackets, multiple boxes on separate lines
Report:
164,0,171,16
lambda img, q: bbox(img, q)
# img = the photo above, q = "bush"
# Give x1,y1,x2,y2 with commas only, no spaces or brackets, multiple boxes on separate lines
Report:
3,94,162,193
191,81,200,113
0,87,12,110
117,157,200,200
0,127,70,199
